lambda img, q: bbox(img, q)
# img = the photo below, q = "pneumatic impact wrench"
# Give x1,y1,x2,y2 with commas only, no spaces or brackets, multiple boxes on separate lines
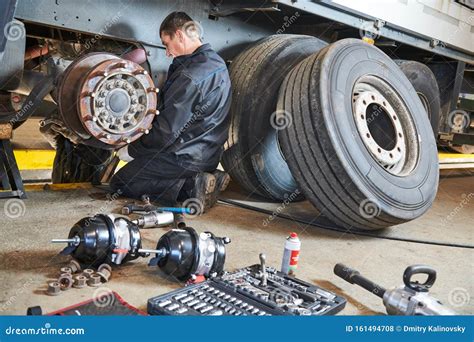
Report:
334,263,456,315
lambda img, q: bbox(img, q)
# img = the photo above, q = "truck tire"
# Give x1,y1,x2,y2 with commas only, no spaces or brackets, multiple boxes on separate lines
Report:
222,35,327,199
395,60,441,138
278,39,439,230
251,129,302,200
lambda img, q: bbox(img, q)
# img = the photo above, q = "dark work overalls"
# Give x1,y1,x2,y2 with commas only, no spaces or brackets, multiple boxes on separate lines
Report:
110,43,231,205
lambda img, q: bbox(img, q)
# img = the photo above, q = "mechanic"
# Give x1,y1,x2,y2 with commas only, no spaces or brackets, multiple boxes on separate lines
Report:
110,11,231,211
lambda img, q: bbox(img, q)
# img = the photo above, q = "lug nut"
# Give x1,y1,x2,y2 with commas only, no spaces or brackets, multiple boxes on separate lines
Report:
47,282,61,296
67,260,82,273
58,273,73,291
87,274,102,287
96,264,112,282
73,275,87,289
82,269,94,279
60,267,72,275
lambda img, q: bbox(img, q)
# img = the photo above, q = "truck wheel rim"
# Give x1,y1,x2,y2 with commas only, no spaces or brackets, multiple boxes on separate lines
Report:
352,75,419,176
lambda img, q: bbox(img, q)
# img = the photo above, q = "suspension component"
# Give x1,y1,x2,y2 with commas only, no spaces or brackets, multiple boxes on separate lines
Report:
148,227,231,281
57,52,158,149
51,214,147,267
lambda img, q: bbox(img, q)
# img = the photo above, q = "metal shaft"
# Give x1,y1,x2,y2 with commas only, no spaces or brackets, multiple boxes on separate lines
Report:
138,248,167,257
51,236,81,246
259,253,268,286
334,263,386,298
51,239,76,243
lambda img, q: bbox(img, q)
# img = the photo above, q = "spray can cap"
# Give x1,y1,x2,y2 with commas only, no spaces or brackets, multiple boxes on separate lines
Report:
289,232,298,239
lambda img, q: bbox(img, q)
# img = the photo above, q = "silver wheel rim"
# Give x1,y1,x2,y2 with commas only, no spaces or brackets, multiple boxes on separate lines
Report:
352,76,419,176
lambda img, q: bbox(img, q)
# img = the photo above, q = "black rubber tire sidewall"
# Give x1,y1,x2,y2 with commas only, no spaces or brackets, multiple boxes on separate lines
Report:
222,35,327,198
278,39,439,229
395,60,441,138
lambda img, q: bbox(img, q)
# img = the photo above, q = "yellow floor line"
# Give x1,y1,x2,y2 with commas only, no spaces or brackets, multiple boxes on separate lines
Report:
11,149,474,171
24,183,94,191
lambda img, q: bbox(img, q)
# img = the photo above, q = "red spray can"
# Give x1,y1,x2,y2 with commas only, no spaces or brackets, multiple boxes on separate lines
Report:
281,232,301,275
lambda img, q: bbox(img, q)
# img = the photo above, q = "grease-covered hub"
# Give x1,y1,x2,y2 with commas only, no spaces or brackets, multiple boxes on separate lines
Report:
58,53,159,148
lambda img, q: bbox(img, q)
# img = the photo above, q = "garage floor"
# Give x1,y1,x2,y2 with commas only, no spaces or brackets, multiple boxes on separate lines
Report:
0,173,473,315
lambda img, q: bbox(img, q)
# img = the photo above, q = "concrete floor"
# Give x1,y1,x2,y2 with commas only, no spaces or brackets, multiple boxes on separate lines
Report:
0,175,473,316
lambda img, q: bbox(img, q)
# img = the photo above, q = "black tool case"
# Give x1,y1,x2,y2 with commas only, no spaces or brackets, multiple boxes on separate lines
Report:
148,265,346,316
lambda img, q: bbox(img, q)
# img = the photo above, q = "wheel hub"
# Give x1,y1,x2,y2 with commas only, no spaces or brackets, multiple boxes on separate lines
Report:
352,77,419,176
58,53,159,148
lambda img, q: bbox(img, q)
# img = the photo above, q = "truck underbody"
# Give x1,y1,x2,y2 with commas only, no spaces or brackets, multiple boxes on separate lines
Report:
0,0,473,230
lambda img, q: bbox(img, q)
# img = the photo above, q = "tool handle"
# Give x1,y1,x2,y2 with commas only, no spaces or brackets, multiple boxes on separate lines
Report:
403,265,436,292
334,263,386,298
159,207,192,214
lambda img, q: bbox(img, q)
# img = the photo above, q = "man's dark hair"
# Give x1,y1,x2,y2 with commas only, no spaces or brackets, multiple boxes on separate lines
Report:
160,11,198,38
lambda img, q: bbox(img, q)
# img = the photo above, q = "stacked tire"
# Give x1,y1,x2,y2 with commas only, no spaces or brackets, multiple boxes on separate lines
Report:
223,36,439,230
222,35,327,201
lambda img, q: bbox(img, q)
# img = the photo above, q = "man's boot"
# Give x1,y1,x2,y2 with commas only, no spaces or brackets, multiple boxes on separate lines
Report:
187,172,216,214
207,170,230,209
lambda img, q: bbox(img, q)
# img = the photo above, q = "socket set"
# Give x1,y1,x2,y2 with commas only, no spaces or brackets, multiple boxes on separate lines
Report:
147,265,346,316
215,264,346,315
147,282,281,316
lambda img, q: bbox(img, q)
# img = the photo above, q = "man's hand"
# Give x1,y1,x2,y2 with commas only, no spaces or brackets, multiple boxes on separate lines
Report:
116,145,134,162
